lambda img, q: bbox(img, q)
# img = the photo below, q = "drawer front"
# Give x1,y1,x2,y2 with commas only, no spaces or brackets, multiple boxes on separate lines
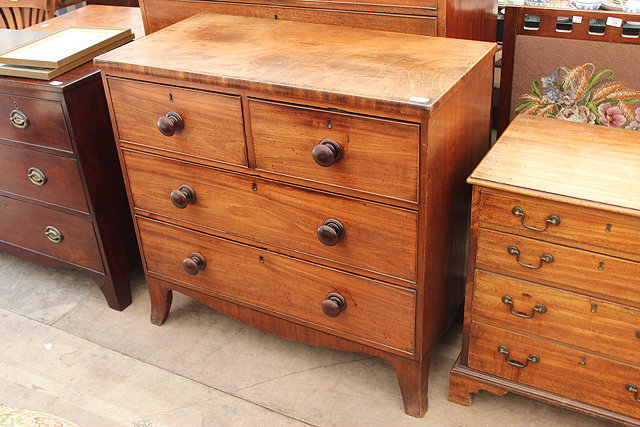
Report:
250,99,420,202
476,228,640,306
479,191,640,259
0,93,71,152
137,217,416,352
468,322,640,419
108,79,246,166
0,196,103,272
472,270,640,365
0,143,88,213
142,0,438,36
124,150,417,281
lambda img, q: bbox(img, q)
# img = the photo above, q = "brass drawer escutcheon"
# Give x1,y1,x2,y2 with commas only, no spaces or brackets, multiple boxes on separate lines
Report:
512,206,560,232
507,245,554,269
497,345,540,368
501,295,546,319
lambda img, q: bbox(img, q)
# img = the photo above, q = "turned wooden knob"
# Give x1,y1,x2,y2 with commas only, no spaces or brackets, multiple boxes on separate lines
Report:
322,292,346,317
182,252,206,275
157,111,184,136
317,219,345,246
170,184,196,209
312,138,342,167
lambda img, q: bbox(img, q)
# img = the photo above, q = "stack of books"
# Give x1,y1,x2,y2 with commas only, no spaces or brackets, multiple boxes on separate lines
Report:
0,26,133,80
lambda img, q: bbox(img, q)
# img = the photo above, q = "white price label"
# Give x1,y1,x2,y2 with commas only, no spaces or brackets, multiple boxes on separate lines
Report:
607,17,623,27
572,16,583,24
408,96,431,104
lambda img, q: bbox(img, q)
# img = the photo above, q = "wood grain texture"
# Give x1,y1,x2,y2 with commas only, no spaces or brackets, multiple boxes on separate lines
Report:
108,78,247,167
95,13,497,118
250,99,420,203
473,270,640,366
470,115,640,216
476,228,640,308
0,142,88,213
138,216,417,354
468,321,640,419
0,196,103,272
478,190,640,262
123,149,418,281
444,0,496,41
0,92,70,151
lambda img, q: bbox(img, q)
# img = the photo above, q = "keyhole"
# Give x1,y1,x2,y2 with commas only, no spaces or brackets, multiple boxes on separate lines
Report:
169,93,174,102
579,356,587,365
326,119,332,129
274,14,279,19
605,224,612,233
259,256,264,263
252,183,257,191
598,262,605,271
13,101,18,109
591,304,598,313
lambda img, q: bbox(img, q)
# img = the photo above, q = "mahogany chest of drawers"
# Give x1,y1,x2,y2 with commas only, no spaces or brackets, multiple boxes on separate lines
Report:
96,12,496,416
449,115,640,425
138,0,496,40
0,6,141,310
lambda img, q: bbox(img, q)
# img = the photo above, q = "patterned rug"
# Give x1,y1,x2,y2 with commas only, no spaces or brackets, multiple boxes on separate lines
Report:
0,406,79,427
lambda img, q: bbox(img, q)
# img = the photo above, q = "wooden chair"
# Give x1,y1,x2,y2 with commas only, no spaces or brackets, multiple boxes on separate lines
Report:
498,6,640,135
0,0,55,29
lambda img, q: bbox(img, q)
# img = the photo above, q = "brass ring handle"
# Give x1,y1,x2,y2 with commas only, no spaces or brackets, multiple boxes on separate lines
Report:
9,109,28,129
507,246,554,269
501,296,547,319
512,206,560,232
44,226,63,244
27,167,47,186
157,111,184,136
626,384,640,404
497,346,540,368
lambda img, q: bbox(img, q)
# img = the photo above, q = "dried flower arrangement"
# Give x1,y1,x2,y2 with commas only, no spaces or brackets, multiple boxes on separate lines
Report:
517,63,640,130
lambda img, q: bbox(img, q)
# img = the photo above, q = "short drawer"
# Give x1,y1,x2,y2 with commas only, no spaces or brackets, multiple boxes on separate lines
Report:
137,217,416,353
250,99,420,202
476,228,640,306
479,191,640,260
124,150,417,281
0,143,88,213
108,79,246,166
0,92,71,152
0,196,103,272
472,270,640,365
468,322,640,419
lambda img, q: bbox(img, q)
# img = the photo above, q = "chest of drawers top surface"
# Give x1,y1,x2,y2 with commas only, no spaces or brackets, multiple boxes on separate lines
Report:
469,115,640,215
95,12,496,117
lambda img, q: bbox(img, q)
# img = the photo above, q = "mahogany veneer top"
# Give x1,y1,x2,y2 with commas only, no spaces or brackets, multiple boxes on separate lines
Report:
0,6,144,91
95,12,496,117
469,115,640,215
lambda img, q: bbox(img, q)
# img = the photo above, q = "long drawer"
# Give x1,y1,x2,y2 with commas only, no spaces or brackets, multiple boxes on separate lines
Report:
479,191,640,260
0,196,103,272
0,143,88,213
250,99,420,202
124,150,418,281
0,92,71,152
468,322,640,419
108,79,247,166
472,270,640,365
476,228,640,306
137,216,416,353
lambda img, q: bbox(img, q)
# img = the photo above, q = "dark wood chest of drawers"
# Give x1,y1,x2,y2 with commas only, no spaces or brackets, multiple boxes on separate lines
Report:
96,12,496,416
0,6,141,310
449,115,640,425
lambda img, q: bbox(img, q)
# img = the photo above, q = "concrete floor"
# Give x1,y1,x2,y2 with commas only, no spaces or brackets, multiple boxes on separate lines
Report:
0,250,617,426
